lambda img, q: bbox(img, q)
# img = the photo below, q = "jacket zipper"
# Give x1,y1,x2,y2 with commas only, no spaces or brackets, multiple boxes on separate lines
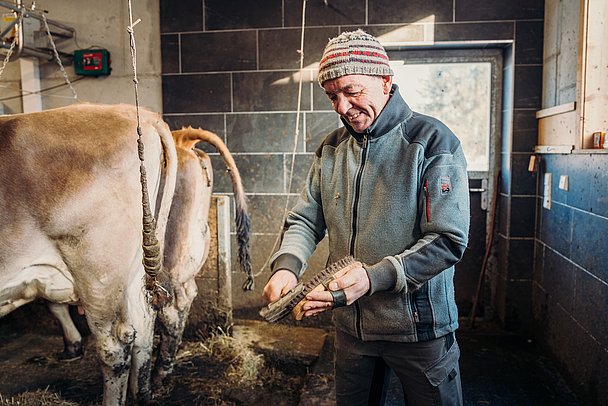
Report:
424,179,431,223
410,297,420,323
351,133,368,339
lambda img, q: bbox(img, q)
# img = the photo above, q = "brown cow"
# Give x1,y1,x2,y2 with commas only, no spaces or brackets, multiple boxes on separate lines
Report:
153,127,252,384
0,104,178,405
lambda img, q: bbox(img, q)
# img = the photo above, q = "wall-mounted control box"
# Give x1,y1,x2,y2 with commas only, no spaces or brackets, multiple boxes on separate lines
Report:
74,49,111,76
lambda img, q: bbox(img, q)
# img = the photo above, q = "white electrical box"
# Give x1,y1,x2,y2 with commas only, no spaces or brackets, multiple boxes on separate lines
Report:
543,173,552,209
559,175,569,191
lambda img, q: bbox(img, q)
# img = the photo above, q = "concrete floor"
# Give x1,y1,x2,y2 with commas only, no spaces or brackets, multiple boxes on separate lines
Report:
295,319,581,406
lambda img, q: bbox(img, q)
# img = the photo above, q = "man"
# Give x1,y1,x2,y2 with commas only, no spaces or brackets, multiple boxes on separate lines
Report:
263,29,470,405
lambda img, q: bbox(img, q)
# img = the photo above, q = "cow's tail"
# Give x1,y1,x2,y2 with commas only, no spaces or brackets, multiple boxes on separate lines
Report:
173,126,254,291
142,115,178,309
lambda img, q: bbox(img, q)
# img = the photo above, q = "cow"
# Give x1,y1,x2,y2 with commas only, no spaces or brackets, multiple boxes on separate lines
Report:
0,103,178,405
42,126,253,386
153,126,252,384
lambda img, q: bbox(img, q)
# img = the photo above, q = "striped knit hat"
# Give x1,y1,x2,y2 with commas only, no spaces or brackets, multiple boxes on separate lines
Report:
317,29,394,86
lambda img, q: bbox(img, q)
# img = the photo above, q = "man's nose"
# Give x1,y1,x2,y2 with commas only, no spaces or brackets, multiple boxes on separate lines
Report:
334,95,351,115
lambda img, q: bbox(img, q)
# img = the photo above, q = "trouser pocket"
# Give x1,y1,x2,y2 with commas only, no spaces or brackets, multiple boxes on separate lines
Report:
423,333,463,405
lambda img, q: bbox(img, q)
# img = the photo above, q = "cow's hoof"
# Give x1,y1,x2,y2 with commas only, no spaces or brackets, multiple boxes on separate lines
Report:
58,341,84,362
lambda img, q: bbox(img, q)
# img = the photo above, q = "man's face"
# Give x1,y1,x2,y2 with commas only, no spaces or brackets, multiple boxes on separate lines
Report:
323,74,392,133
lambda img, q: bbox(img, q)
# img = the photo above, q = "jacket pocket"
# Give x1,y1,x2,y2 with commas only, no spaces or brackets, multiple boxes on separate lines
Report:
424,336,460,387
424,179,431,223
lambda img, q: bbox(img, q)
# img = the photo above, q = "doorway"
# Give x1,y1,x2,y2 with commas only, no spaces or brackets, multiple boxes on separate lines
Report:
387,48,503,317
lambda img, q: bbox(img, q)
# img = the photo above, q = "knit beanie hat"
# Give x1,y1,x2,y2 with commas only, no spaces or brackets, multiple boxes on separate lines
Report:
317,29,394,86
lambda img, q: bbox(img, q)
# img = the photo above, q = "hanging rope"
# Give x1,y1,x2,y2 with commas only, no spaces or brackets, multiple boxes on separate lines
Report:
254,0,307,277
126,0,170,310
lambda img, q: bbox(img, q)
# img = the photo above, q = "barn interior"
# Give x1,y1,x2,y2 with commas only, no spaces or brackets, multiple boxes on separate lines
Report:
0,0,606,405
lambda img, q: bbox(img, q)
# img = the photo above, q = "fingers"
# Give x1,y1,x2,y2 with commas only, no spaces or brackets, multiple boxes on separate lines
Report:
262,269,298,303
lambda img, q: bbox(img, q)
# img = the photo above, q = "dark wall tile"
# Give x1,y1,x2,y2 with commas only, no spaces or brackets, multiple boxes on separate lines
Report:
305,112,341,152
161,34,179,74
163,114,225,136
163,74,230,113
369,0,453,24
515,21,544,65
575,269,608,345
160,0,203,33
245,194,299,235
233,71,312,112
205,0,282,30
225,113,304,153
163,114,225,153
162,74,231,113
181,31,256,72
211,154,285,194
514,65,542,109
504,280,533,330
542,248,576,313
259,27,338,70
539,201,572,257
455,0,544,21
286,154,315,193
566,154,608,218
509,196,535,237
510,153,537,195
508,239,534,279
512,110,538,153
345,25,426,43
285,0,366,27
313,82,333,111
434,22,514,41
571,210,608,282
533,241,543,285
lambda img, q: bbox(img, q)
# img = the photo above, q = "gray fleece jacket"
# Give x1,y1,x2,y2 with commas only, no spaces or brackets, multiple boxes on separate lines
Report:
270,84,470,342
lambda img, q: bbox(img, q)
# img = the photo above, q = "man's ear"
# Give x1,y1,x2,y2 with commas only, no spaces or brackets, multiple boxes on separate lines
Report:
382,75,392,94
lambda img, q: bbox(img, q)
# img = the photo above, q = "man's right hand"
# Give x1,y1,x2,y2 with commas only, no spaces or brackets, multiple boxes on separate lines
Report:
262,269,298,303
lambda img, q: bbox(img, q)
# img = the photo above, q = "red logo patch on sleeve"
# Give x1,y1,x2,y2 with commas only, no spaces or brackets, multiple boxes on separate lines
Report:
441,176,451,194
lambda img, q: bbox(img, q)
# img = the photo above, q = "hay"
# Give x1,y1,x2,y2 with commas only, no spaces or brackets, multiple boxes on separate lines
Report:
183,326,265,388
0,388,79,406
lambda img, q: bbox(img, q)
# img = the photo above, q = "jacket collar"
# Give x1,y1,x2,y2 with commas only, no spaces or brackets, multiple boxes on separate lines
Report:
340,84,413,142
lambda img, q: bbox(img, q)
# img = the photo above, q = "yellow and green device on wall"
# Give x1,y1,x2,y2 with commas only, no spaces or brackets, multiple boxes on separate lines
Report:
73,49,111,76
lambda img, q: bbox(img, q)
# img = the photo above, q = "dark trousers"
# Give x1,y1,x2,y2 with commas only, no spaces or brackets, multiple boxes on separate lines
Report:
334,331,463,406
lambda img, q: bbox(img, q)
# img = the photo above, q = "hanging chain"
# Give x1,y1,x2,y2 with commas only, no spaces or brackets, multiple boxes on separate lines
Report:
0,39,17,81
41,13,77,100
0,6,23,82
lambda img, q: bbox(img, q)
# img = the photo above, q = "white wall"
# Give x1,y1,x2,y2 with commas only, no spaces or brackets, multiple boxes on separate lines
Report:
1,0,161,114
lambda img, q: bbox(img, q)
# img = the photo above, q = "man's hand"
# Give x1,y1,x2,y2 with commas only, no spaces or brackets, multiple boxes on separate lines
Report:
297,262,370,318
262,269,298,304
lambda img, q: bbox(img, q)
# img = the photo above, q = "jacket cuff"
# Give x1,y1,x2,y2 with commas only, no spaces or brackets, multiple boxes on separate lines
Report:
270,253,302,279
364,258,398,295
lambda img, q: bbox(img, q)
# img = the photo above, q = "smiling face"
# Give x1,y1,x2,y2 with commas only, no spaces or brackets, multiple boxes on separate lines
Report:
323,74,393,133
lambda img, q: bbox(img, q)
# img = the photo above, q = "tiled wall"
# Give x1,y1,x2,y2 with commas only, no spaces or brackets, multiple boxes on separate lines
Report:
159,0,544,316
533,153,608,404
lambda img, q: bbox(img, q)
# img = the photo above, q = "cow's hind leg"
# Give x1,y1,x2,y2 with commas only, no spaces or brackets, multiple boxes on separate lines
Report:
47,303,84,360
126,289,156,403
89,318,135,406
152,278,197,385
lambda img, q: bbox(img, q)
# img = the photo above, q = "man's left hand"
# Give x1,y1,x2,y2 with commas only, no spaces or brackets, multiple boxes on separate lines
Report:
298,262,370,318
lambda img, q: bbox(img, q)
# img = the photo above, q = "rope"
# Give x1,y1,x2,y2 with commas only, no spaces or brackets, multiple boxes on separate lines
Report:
126,0,170,310
254,0,307,277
